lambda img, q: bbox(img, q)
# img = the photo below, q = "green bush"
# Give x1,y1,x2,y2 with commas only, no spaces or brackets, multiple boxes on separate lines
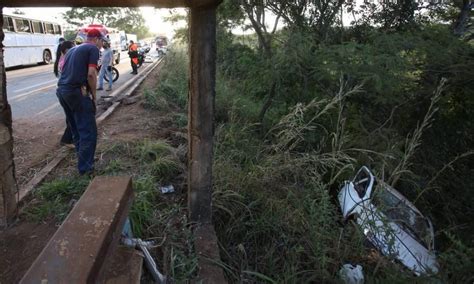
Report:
144,49,188,110
212,21,474,281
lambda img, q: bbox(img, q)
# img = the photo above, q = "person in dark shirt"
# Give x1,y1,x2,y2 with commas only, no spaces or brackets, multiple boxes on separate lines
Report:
53,40,76,146
56,29,104,175
53,37,65,78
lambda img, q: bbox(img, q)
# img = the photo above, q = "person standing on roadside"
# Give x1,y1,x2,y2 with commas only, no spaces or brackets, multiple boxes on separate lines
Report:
53,37,65,78
54,40,76,146
56,29,104,175
97,38,114,91
128,40,138,75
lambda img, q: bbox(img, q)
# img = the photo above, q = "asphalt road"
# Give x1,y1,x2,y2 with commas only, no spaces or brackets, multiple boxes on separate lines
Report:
6,50,156,121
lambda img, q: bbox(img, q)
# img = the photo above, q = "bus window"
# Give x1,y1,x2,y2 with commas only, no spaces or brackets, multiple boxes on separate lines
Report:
14,18,32,33
32,21,44,34
54,24,62,35
44,23,54,34
3,17,15,32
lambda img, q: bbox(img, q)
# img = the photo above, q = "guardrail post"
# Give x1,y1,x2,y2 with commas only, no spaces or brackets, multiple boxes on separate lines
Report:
188,4,217,224
0,7,18,227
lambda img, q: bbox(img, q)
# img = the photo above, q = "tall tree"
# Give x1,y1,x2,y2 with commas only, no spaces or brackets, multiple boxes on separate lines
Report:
266,0,345,41
63,8,150,39
111,8,151,39
240,0,282,58
163,9,189,43
63,8,121,27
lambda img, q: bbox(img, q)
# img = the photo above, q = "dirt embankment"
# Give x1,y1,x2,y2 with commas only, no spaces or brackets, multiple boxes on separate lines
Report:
1,63,185,283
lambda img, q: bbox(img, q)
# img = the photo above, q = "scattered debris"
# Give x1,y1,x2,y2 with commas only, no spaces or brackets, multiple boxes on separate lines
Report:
339,264,364,284
122,96,140,105
121,217,167,283
159,185,175,194
122,237,166,284
122,237,155,249
338,166,439,276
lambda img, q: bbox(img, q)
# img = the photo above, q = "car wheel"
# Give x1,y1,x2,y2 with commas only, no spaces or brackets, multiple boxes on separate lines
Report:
43,50,52,64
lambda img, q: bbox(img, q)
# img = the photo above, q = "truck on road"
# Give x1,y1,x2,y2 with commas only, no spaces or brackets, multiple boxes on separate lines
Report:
119,31,138,51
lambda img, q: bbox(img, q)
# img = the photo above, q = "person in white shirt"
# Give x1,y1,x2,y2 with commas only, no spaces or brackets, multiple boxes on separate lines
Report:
97,38,114,91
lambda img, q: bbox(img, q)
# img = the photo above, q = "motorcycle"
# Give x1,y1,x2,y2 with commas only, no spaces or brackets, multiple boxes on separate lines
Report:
96,64,119,82
136,46,151,68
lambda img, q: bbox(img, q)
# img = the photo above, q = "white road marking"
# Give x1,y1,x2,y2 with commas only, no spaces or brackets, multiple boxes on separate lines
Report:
37,102,60,116
11,79,57,93
9,83,57,102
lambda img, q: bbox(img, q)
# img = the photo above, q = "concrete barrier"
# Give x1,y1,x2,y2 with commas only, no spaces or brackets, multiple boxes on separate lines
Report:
21,176,133,283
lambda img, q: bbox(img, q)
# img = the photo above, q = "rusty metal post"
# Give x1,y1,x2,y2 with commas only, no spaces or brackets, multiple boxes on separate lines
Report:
0,7,18,227
188,4,217,224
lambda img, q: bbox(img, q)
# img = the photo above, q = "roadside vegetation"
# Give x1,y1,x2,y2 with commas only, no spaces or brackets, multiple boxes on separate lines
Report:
21,1,473,282
149,1,472,281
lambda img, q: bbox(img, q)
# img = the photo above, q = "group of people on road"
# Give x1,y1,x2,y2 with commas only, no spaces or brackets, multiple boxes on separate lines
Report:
54,31,142,175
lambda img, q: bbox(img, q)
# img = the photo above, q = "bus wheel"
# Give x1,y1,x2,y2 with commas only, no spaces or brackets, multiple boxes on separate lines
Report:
43,50,52,64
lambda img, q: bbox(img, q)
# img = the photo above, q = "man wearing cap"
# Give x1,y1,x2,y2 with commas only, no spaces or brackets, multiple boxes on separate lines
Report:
56,28,104,175
97,37,114,91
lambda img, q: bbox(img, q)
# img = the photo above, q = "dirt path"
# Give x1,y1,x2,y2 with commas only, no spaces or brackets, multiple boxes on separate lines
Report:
13,116,65,186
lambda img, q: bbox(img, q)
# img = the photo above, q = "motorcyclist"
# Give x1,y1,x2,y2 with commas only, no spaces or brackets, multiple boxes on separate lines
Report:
128,40,138,75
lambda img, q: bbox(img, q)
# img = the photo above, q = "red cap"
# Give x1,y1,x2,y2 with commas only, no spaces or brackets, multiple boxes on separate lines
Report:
87,28,103,39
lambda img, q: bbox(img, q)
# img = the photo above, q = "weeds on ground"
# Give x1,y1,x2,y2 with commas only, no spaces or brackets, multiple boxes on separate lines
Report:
24,177,90,222
144,49,188,110
101,139,196,280
24,119,194,280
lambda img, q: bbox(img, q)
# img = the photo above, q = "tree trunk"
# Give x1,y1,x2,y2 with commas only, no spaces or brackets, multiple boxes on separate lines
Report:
0,9,18,227
453,0,471,35
242,1,272,58
258,81,276,126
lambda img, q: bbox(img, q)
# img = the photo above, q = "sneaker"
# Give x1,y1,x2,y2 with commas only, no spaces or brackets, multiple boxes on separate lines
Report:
97,87,103,90
60,141,75,149
106,88,112,91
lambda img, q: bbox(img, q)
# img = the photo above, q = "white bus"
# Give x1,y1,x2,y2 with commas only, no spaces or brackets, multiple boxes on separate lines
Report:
2,13,62,68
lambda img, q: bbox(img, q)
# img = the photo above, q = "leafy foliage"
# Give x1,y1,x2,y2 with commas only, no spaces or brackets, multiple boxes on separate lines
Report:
62,8,151,38
24,178,90,222
139,3,474,280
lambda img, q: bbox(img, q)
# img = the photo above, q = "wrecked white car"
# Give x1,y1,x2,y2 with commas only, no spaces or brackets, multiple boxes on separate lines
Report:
338,166,439,276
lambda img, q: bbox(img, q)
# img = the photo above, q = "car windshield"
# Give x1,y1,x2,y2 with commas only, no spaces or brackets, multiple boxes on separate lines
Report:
353,168,372,198
372,183,433,248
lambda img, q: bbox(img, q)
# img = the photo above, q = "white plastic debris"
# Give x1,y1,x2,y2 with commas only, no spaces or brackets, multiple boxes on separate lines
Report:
339,264,364,284
159,185,175,194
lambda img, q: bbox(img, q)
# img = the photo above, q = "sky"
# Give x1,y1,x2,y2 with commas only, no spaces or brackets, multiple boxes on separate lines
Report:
3,7,185,39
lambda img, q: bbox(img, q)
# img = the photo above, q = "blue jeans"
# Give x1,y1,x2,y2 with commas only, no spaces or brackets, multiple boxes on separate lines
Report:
98,65,113,89
56,87,97,174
